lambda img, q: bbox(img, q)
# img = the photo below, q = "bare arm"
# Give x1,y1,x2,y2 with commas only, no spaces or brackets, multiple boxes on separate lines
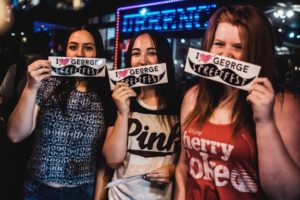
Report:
102,82,136,168
174,137,188,200
175,85,198,200
7,60,51,143
93,162,113,200
247,78,300,200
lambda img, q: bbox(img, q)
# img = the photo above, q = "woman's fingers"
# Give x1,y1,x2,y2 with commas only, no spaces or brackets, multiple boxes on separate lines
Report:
113,82,136,100
117,89,136,98
112,82,136,114
27,60,51,90
28,60,51,71
252,77,274,93
247,77,275,123
113,81,130,91
144,172,170,184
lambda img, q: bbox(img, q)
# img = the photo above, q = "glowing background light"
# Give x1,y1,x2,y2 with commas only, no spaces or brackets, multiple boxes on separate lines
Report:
73,0,82,10
32,0,40,6
289,32,295,38
0,1,6,28
0,1,12,34
139,8,148,16
286,10,294,18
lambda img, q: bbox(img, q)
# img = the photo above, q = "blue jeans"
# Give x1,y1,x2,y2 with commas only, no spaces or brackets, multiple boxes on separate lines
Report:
23,176,94,200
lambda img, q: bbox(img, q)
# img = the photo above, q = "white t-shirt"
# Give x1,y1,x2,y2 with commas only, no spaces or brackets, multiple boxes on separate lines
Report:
108,98,180,200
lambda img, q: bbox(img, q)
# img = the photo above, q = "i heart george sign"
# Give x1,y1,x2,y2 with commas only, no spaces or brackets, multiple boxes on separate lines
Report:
49,56,106,77
184,48,261,91
108,63,168,90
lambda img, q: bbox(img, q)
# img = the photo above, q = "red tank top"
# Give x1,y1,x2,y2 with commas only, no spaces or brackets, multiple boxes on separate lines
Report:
184,120,266,200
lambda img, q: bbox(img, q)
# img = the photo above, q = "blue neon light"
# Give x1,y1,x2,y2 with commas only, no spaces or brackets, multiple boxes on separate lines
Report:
123,14,141,19
163,18,173,22
114,0,218,69
187,7,196,11
149,19,159,23
33,21,68,33
198,5,207,9
12,0,18,7
117,0,186,12
117,0,217,35
119,2,217,35
147,11,160,16
161,9,176,14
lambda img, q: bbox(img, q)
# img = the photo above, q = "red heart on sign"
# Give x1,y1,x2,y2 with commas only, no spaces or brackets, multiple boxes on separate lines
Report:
118,69,128,77
59,58,70,65
199,53,212,63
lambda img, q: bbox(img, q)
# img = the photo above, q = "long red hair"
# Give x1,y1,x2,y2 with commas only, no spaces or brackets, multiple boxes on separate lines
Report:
185,5,278,137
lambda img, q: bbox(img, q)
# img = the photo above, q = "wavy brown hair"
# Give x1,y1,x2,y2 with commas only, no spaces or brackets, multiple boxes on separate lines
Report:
125,30,179,128
51,25,109,116
185,5,278,137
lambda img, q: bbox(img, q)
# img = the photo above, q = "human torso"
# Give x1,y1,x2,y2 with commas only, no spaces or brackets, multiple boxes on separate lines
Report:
28,77,106,186
109,98,180,200
184,119,266,200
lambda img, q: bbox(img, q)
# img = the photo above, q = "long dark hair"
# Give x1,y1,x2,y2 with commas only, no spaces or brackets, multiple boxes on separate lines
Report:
51,25,108,115
125,30,179,128
185,5,278,137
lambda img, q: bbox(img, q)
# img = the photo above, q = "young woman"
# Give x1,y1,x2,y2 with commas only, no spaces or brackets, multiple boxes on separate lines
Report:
7,26,115,200
102,30,180,200
175,5,300,200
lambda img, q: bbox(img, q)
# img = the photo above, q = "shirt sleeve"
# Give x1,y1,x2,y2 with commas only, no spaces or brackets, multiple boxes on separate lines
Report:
36,77,60,107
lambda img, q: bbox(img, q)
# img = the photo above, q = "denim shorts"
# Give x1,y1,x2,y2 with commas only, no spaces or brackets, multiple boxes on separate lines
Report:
23,176,94,200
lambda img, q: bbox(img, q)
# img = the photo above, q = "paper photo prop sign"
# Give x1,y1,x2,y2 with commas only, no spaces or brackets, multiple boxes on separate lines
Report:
184,48,261,90
49,56,106,77
108,63,168,90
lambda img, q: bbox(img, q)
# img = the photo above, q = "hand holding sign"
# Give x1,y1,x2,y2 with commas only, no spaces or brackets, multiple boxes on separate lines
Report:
184,48,261,90
27,59,52,90
247,77,275,124
112,82,137,115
